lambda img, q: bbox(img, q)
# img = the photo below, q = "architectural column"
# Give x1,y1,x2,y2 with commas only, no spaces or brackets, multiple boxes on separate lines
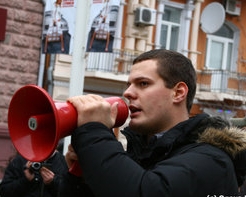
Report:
145,0,156,51
113,0,126,49
182,0,194,57
125,0,139,50
154,0,165,49
63,0,90,154
189,0,204,69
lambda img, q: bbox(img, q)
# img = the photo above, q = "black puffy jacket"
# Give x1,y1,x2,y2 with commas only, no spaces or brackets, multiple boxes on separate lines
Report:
62,113,246,197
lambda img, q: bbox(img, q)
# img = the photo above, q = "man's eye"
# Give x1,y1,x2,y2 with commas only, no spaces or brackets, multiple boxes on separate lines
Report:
140,81,148,87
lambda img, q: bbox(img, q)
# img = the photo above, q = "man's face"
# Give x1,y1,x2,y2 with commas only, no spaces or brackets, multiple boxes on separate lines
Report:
123,60,175,136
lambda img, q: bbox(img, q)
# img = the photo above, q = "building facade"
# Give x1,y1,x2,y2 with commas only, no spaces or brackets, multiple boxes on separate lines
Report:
0,0,44,179
0,0,246,180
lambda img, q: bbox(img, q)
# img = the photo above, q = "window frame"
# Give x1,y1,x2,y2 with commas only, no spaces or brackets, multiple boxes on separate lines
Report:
205,21,239,72
205,34,234,70
155,1,194,55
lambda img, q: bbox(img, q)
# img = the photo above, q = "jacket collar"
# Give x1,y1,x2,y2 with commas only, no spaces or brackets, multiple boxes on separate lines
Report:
122,113,246,186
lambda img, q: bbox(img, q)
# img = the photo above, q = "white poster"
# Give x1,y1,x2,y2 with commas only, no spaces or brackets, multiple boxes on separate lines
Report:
86,0,120,53
42,0,77,54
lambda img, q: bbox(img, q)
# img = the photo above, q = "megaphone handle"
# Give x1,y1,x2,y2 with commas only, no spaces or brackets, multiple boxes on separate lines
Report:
69,161,83,177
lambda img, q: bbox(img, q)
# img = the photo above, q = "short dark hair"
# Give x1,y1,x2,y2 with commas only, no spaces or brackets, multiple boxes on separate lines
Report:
133,49,197,112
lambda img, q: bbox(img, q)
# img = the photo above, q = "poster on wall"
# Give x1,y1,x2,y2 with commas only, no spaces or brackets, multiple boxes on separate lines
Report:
42,0,77,54
86,0,120,53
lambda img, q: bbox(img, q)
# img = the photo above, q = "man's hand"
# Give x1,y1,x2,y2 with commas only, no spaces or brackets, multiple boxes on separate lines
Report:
23,161,35,181
65,144,78,169
40,167,54,185
67,94,118,128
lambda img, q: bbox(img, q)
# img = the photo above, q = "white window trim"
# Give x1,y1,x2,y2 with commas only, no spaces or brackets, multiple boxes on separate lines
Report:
160,20,181,50
205,34,234,70
155,1,194,56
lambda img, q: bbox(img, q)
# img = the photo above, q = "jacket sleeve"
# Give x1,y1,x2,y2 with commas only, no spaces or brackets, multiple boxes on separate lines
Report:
0,156,35,197
71,122,238,197
71,122,155,197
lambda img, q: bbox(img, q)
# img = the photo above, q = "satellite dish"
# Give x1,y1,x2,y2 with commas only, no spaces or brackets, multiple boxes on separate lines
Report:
200,2,225,34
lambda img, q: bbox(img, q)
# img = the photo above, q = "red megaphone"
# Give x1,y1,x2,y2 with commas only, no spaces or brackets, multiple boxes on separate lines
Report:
8,85,129,171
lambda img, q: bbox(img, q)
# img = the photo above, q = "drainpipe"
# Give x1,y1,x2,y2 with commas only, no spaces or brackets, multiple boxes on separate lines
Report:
47,54,55,96
189,0,204,69
37,0,47,87
37,54,46,87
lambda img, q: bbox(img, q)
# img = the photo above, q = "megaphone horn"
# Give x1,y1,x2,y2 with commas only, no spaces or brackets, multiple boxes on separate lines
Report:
8,84,129,163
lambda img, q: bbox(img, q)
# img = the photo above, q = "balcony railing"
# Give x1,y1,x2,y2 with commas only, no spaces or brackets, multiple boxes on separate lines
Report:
197,69,246,96
85,51,246,97
85,49,140,74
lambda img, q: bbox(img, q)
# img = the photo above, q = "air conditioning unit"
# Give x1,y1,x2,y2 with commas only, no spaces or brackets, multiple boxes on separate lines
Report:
225,0,241,16
134,7,156,26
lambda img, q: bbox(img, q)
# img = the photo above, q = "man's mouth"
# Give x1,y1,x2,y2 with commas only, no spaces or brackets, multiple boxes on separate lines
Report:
129,105,141,115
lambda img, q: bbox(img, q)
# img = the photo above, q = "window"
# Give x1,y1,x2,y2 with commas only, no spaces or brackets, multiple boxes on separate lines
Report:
205,22,239,92
160,6,181,50
205,24,234,70
155,2,193,55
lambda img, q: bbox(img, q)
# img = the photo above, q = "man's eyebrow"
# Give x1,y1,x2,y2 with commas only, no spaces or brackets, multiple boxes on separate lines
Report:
126,77,153,87
131,76,151,81
126,81,131,86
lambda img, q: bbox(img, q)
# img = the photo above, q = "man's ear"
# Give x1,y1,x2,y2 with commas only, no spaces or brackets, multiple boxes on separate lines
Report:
172,82,188,103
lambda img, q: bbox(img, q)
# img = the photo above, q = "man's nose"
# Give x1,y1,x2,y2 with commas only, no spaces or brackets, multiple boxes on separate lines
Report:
123,85,134,100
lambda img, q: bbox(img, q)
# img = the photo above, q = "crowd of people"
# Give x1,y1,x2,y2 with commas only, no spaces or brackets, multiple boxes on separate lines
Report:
1,49,246,197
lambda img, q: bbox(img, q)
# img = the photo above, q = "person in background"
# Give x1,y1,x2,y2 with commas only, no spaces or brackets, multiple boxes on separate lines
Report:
47,0,63,36
0,148,68,197
62,49,246,196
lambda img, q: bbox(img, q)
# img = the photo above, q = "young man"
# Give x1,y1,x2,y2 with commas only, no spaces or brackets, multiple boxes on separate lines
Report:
63,49,246,196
